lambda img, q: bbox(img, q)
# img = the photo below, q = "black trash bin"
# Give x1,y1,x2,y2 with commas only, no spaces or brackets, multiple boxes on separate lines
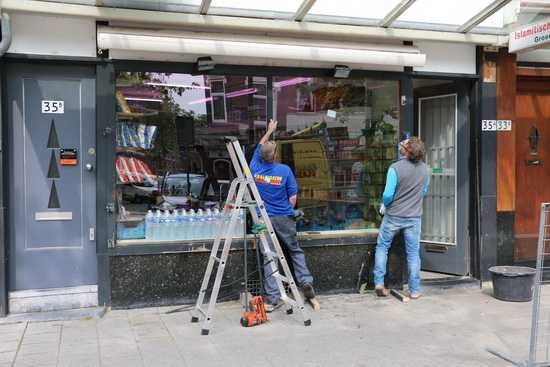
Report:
489,266,536,302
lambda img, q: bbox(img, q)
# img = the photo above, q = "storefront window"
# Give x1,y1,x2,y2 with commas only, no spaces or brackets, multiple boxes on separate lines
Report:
273,77,400,233
114,72,399,244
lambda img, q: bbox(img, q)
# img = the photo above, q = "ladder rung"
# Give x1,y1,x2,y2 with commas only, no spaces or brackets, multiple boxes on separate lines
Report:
272,272,289,283
195,306,206,317
211,255,222,263
280,296,298,307
264,250,277,257
225,201,258,207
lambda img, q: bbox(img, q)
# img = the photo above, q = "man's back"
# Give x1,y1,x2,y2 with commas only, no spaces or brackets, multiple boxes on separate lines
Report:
386,158,427,217
250,144,297,216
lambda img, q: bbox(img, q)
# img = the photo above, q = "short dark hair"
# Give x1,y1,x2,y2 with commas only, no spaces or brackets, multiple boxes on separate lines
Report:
405,136,426,163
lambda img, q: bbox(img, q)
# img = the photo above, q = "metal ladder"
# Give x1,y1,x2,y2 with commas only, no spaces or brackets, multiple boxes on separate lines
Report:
191,136,311,335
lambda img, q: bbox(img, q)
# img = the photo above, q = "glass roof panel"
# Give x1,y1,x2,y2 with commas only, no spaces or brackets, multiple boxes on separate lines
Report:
47,0,522,36
397,0,497,26
208,0,298,18
306,0,402,20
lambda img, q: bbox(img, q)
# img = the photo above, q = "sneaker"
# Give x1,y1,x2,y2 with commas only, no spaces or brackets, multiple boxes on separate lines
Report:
264,299,283,313
302,282,316,299
375,284,389,297
410,291,423,299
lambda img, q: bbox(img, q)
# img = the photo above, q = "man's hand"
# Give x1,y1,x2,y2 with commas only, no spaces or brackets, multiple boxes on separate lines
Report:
268,119,278,133
260,119,278,145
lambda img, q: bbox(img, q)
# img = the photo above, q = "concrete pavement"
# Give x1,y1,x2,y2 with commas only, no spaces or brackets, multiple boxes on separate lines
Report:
0,284,537,367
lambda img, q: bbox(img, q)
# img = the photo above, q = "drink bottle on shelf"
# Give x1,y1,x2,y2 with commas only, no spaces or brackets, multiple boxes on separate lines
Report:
205,208,213,239
188,209,196,240
145,210,155,241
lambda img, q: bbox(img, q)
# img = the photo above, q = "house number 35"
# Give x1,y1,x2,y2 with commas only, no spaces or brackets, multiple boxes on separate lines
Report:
42,100,64,114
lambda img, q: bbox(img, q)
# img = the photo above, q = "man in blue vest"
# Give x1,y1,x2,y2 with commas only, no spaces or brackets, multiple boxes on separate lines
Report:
250,119,315,312
374,136,429,299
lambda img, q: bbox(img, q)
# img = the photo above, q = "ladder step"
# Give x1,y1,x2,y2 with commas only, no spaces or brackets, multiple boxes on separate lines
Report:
211,255,222,263
264,250,277,257
195,306,206,317
271,272,289,283
225,201,258,207
281,296,298,307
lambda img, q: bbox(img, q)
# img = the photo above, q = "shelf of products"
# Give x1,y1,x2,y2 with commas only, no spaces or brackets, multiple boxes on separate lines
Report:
362,134,398,227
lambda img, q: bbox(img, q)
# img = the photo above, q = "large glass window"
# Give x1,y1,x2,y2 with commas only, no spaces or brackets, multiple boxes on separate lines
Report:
114,72,399,244
272,77,400,233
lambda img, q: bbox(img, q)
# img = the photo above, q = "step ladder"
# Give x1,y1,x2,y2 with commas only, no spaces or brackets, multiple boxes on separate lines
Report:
191,136,312,335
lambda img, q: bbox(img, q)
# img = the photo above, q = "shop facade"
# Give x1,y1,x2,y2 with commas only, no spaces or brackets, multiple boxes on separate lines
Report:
0,1,518,315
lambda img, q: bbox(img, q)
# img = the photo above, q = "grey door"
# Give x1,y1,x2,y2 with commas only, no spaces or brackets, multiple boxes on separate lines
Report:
415,82,469,276
7,64,97,290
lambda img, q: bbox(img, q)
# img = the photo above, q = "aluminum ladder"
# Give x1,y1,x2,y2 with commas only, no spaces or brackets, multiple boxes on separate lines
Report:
191,136,311,335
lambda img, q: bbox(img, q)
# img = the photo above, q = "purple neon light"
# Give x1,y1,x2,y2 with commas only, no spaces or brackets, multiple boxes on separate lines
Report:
274,77,312,88
144,82,211,89
125,97,164,103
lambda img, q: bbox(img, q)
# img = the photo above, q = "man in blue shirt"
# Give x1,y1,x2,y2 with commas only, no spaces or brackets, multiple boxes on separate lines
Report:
250,119,315,312
374,136,429,299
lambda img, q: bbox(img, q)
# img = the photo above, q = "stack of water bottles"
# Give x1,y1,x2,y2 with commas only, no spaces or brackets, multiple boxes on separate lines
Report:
145,208,246,241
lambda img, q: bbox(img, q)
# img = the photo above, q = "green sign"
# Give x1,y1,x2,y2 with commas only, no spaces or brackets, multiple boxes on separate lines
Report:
433,168,443,173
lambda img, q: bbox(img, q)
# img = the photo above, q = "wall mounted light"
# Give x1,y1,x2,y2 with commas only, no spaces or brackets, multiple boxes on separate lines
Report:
333,65,351,78
196,56,215,72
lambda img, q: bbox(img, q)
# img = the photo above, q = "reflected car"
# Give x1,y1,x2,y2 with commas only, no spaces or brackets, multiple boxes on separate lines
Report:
157,173,229,211
121,181,158,203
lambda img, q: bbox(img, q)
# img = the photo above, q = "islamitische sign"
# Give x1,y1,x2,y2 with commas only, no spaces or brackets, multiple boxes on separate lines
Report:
509,18,550,53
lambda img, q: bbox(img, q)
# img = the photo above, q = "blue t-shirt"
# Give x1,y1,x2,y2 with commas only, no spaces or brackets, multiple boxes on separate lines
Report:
250,144,298,216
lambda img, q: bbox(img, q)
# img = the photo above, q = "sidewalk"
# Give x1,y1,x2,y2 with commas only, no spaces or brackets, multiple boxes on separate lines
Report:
0,285,535,367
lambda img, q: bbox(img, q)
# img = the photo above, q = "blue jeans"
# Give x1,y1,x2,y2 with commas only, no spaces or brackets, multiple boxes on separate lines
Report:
374,214,422,293
261,215,313,304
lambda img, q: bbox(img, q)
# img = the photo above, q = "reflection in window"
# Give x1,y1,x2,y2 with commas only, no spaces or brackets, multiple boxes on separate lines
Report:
209,79,227,122
273,77,400,233
114,72,399,244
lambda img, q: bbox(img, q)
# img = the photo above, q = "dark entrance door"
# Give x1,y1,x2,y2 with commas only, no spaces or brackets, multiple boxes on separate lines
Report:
415,82,469,275
7,63,97,291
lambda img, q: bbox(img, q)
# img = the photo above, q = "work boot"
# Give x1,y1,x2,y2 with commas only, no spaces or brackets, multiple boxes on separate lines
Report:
375,284,389,297
410,291,423,299
302,282,316,299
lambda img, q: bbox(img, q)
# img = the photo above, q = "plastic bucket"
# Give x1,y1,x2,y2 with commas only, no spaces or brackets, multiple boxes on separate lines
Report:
489,266,536,302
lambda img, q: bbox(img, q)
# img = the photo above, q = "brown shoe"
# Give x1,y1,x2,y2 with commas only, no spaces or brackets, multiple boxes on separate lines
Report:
375,284,389,297
410,291,423,299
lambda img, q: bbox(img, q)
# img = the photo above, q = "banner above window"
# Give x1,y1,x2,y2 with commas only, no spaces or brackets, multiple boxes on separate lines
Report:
97,26,426,67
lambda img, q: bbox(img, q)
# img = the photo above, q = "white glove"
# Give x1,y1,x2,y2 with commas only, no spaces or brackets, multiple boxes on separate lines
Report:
379,204,386,215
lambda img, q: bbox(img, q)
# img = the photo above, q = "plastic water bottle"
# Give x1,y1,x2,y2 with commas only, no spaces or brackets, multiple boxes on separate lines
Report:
146,210,155,241
153,210,162,241
161,210,171,240
223,209,231,238
205,208,214,239
196,209,205,239
179,210,188,240
170,210,179,240
212,208,221,238
237,209,245,238
187,209,196,240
